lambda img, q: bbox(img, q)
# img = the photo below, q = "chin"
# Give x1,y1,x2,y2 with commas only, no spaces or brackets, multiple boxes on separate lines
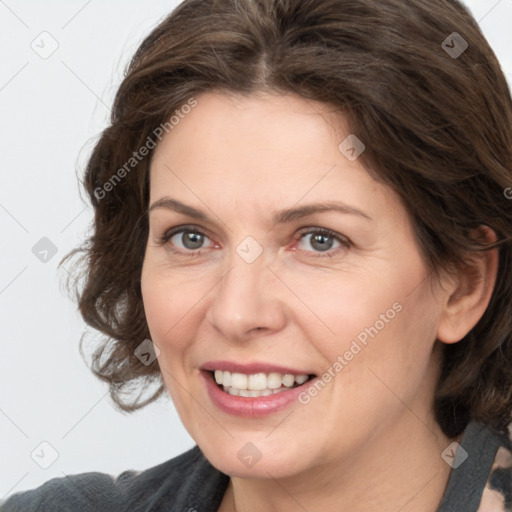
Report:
199,438,309,480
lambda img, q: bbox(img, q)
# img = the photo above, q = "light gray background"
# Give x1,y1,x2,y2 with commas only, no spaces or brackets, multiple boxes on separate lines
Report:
1,0,511,500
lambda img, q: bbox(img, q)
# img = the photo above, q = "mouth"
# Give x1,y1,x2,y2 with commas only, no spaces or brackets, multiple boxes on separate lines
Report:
207,369,317,397
199,361,319,416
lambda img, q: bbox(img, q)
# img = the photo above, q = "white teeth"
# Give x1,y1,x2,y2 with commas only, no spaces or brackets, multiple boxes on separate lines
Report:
230,373,248,390
267,372,282,389
282,374,295,387
295,374,308,385
224,384,295,397
212,370,311,396
248,373,267,390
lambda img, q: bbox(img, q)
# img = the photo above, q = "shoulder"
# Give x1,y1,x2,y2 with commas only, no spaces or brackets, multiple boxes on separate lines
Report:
477,428,512,511
0,445,223,512
439,421,512,512
0,469,122,512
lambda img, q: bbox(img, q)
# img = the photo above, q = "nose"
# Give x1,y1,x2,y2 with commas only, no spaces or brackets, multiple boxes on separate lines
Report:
205,253,288,342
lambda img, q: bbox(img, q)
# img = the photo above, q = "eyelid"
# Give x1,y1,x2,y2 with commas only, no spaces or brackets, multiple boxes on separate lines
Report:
293,226,352,257
296,226,351,245
157,225,212,247
157,224,351,257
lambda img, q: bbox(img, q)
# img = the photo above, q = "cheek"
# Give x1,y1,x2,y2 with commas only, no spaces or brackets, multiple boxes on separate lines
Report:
279,265,405,355
333,282,439,408
140,266,206,418
140,264,207,354
293,278,439,435
285,259,437,378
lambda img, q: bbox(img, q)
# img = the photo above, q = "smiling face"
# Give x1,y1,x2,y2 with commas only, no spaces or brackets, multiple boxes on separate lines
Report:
141,91,452,479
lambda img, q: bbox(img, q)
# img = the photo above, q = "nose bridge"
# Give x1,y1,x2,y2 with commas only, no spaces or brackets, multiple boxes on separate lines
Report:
206,239,286,339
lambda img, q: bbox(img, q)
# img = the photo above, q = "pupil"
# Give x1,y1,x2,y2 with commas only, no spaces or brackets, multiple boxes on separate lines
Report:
311,233,333,251
183,232,203,249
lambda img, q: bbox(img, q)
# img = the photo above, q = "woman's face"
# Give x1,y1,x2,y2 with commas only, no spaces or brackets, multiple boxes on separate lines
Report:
141,91,450,478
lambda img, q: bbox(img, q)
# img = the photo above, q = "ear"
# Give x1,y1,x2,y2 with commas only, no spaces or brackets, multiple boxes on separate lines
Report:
436,226,499,344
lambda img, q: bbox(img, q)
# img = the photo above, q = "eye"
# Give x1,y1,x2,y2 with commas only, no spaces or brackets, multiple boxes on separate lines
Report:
295,228,351,256
157,225,350,258
158,226,214,252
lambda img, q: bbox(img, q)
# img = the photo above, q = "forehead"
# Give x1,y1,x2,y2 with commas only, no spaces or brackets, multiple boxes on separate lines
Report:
149,91,404,226
152,90,349,162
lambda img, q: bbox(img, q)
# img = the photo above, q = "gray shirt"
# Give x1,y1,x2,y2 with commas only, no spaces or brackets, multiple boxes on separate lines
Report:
2,421,511,511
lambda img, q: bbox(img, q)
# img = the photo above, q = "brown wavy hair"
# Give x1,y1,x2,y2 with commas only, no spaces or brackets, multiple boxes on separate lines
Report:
61,0,512,438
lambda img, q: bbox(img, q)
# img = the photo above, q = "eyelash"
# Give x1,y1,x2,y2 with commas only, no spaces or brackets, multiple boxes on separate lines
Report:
157,225,352,258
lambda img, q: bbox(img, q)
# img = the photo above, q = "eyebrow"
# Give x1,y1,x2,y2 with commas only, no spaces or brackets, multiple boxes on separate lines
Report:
148,197,373,224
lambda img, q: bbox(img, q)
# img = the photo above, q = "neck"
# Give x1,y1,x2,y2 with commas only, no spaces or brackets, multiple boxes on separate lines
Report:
219,415,458,512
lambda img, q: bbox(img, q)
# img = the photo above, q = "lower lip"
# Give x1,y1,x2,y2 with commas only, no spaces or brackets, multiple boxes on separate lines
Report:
201,370,317,417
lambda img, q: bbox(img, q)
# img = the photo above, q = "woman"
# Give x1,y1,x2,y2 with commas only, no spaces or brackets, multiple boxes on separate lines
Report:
3,0,512,510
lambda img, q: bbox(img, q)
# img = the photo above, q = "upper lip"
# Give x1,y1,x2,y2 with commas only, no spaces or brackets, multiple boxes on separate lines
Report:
201,360,315,376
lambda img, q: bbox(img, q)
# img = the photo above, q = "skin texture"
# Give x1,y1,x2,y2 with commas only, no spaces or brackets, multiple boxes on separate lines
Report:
140,91,498,512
